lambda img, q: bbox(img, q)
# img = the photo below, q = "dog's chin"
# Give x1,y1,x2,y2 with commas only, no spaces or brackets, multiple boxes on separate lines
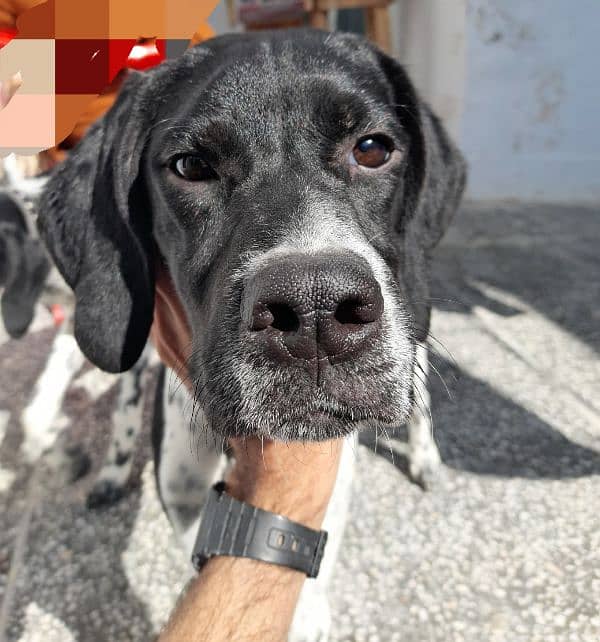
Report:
192,345,415,441
204,401,409,442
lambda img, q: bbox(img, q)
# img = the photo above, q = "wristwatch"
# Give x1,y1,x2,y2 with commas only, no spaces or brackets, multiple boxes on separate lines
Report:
191,482,328,578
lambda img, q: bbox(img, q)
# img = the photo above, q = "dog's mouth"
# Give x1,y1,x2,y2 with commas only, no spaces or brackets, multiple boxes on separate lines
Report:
282,404,375,428
245,400,401,441
312,407,361,421
193,354,412,441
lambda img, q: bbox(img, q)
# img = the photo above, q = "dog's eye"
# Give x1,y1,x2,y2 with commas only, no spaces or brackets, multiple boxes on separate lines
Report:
352,135,393,168
171,155,217,181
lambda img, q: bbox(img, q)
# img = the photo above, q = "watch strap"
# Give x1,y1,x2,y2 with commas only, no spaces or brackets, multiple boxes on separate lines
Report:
191,482,328,578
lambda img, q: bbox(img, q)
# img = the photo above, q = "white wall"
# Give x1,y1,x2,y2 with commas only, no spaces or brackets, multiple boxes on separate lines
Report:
461,0,600,202
208,1,236,34
210,0,600,203
393,0,467,142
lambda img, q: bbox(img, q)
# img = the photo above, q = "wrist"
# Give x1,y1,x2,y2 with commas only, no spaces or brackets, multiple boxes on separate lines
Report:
225,477,331,530
224,439,342,530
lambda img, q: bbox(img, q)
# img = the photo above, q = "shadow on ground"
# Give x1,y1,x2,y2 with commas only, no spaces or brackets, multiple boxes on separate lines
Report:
363,354,600,480
433,202,600,355
363,201,600,480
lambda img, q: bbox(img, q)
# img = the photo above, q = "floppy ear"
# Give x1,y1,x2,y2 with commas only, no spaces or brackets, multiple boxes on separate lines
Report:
0,224,50,338
38,71,155,372
377,53,467,250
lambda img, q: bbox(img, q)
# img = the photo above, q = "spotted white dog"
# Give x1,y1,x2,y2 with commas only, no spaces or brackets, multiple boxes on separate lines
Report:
1,157,154,506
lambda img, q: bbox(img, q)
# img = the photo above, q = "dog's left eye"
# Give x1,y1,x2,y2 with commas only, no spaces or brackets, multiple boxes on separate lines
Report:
171,155,217,181
352,135,393,168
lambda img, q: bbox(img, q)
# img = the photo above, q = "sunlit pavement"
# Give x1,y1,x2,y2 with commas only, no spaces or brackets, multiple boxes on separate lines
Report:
1,201,599,642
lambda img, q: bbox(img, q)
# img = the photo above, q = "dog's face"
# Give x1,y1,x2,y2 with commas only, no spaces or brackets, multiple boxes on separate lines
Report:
0,194,50,337
39,30,466,440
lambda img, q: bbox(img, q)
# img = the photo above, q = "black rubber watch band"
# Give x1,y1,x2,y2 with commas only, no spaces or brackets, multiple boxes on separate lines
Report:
191,482,328,578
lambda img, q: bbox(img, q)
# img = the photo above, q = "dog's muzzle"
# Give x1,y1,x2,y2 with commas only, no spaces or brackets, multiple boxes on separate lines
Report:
241,253,384,366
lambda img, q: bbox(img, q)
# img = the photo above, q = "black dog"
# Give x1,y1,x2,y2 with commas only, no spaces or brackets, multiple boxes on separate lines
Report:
37,29,466,641
39,28,465,440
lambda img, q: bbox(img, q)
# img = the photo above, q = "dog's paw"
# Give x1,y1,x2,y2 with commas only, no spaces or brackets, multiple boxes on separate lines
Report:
409,440,443,490
86,480,126,509
289,585,331,642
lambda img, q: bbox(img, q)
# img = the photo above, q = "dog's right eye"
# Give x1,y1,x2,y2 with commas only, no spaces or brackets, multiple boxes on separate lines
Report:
171,155,218,181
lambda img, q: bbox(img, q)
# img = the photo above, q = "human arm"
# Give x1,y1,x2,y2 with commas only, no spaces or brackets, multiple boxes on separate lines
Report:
158,436,341,642
152,264,342,642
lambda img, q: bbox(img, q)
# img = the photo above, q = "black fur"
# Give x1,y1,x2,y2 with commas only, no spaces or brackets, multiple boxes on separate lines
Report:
38,73,155,372
38,30,466,439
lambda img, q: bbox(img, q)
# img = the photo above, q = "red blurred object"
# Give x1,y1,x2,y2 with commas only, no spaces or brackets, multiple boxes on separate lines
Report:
125,38,164,71
0,28,17,49
50,304,66,327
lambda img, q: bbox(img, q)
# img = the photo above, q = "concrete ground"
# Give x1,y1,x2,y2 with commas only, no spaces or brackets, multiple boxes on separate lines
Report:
0,201,599,642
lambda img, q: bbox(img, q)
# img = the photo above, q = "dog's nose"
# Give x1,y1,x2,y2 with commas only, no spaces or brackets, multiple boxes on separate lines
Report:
242,254,384,363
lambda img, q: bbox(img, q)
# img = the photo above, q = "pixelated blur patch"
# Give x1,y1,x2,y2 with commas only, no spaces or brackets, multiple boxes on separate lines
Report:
55,40,110,93
0,0,220,156
15,0,56,39
0,28,17,48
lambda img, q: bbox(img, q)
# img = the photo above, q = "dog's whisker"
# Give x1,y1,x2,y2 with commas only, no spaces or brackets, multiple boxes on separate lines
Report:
190,378,202,459
427,358,454,402
408,321,459,373
413,368,427,388
260,435,266,471
168,347,195,398
366,230,388,245
406,296,468,307
413,380,435,442
379,423,396,467
425,336,459,373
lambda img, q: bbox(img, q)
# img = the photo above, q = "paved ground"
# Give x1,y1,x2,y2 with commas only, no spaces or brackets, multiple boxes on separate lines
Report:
0,201,599,642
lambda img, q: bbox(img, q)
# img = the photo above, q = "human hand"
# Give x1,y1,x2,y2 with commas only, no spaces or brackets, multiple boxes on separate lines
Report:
0,1,50,148
0,70,21,108
0,2,30,109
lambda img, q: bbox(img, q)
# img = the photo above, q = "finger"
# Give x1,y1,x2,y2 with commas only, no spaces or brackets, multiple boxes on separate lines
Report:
0,71,22,109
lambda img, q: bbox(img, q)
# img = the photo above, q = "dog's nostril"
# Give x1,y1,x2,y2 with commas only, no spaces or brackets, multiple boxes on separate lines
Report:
334,298,379,325
267,303,300,332
244,255,385,361
335,299,363,325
